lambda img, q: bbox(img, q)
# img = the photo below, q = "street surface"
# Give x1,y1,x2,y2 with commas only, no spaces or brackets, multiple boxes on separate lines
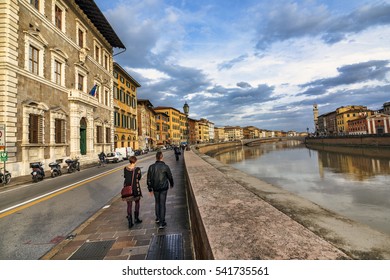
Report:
0,153,157,259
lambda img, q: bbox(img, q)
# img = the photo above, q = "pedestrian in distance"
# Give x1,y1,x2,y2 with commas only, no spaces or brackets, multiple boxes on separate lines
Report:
147,151,174,229
174,145,181,161
98,151,106,167
123,156,143,228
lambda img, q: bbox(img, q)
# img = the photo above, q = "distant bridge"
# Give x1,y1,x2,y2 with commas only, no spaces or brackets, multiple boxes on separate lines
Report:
241,136,305,146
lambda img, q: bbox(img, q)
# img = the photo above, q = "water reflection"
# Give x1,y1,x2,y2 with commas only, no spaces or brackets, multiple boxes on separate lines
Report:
214,141,390,235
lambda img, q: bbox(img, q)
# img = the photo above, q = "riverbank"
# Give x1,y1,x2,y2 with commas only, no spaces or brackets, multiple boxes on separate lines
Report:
305,134,390,148
191,142,390,259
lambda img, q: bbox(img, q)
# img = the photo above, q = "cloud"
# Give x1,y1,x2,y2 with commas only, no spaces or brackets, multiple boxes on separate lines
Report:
217,54,249,70
254,2,390,49
299,60,390,95
237,82,252,88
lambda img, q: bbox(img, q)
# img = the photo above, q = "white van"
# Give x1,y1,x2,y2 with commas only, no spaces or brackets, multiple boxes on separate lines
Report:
115,147,135,159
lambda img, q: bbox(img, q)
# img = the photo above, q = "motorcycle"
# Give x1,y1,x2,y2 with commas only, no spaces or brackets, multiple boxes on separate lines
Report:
31,162,45,182
65,158,80,173
49,162,62,178
0,167,11,185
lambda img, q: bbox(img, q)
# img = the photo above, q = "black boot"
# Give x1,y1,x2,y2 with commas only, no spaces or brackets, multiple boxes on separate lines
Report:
127,215,134,228
134,211,142,224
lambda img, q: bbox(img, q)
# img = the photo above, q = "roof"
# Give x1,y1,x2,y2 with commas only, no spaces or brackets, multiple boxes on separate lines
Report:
137,99,154,107
154,106,182,113
113,62,141,87
75,0,125,49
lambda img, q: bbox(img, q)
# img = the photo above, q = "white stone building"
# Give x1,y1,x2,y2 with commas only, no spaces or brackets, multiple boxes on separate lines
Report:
0,0,125,176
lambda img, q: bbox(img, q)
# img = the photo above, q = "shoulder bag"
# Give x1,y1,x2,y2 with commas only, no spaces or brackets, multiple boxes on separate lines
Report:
121,168,135,199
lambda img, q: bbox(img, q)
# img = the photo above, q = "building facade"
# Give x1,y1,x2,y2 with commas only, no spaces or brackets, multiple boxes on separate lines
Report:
336,106,374,135
137,99,156,150
367,114,390,134
0,0,124,176
225,126,244,141
155,111,169,146
113,63,140,151
154,107,182,145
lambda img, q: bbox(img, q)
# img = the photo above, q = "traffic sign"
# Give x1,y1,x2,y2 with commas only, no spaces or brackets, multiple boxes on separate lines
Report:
0,151,8,162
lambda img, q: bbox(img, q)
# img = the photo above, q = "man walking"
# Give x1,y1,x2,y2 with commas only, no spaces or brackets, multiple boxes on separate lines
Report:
147,151,174,229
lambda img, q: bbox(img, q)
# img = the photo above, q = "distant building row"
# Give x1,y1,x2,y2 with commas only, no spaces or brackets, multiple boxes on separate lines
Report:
313,103,390,136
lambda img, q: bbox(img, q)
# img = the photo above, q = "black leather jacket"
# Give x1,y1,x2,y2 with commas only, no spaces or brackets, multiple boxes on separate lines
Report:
147,161,174,192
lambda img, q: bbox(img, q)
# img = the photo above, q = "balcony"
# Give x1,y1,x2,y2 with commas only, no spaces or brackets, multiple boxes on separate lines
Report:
68,89,99,108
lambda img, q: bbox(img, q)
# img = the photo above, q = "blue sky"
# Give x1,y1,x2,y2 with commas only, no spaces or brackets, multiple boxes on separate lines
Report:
95,0,390,132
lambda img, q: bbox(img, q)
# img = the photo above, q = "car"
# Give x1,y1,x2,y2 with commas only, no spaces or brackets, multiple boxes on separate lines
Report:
106,152,124,163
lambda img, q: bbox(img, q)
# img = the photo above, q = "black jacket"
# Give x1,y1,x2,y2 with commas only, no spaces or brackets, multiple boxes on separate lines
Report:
147,161,174,192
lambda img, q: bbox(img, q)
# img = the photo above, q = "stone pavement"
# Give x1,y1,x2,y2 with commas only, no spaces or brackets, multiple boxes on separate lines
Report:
41,151,193,260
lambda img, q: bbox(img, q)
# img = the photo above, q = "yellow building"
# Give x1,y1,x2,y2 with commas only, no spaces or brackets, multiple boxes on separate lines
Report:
198,121,210,143
154,107,182,145
214,127,227,142
336,105,373,135
113,63,141,150
225,126,243,141
156,111,169,146
243,126,261,139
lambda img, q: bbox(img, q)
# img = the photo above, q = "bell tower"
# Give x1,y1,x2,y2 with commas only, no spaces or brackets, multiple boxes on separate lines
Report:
313,104,319,134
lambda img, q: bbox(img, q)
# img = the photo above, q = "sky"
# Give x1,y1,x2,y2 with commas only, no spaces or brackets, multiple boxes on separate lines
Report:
94,0,390,132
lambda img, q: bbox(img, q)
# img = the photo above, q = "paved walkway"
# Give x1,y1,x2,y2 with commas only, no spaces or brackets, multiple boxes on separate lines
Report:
39,151,193,260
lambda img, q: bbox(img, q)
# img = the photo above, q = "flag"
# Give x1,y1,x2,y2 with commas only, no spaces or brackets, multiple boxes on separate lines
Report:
89,84,98,97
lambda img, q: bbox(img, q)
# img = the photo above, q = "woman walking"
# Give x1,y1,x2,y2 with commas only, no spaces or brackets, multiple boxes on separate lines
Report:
122,156,143,228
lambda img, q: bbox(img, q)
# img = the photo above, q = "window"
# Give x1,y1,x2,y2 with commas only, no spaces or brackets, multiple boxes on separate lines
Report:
55,119,65,143
104,89,109,106
54,60,62,85
77,73,84,91
29,45,39,75
104,54,109,70
24,30,47,77
95,45,100,63
29,114,40,143
105,127,111,143
113,85,118,100
30,0,39,10
51,48,67,86
120,76,124,83
114,111,120,127
96,126,103,143
122,115,127,128
76,20,88,49
113,71,118,78
55,5,62,29
78,28,84,47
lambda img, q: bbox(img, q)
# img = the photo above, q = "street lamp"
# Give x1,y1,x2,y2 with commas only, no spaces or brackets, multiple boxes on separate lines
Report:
183,102,190,149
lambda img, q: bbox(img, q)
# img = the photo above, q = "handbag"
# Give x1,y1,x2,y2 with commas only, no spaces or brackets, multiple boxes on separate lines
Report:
121,168,135,199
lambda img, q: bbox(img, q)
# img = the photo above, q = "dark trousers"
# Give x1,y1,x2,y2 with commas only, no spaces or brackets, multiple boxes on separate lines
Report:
154,190,168,222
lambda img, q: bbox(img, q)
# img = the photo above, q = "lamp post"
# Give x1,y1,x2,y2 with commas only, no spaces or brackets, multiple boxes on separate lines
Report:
183,102,190,150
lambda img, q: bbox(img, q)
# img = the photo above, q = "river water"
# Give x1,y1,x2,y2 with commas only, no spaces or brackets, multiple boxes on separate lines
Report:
214,140,390,235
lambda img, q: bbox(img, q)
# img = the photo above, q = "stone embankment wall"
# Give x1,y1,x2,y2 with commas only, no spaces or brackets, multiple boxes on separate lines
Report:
305,134,390,148
184,142,390,260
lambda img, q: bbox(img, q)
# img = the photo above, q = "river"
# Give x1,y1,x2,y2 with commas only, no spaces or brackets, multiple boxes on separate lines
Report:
214,140,390,236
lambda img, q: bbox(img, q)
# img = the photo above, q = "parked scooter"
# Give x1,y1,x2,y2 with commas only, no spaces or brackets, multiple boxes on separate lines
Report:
65,158,80,173
49,162,62,178
0,167,11,185
31,162,45,182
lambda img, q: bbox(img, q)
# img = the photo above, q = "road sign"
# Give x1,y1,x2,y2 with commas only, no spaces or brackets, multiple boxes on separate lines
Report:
0,124,5,149
0,151,7,162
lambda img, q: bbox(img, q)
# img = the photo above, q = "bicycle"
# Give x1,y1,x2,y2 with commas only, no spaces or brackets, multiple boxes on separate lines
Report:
0,167,11,185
